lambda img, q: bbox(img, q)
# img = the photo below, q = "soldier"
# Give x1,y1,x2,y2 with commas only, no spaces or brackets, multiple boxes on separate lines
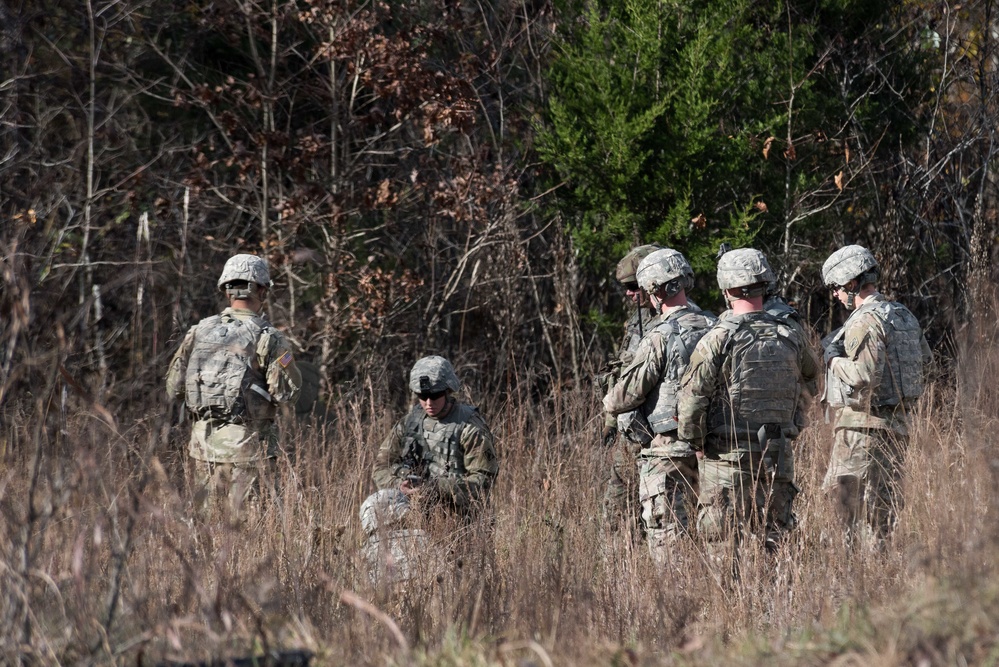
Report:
715,248,818,530
602,249,716,562
362,356,498,582
166,254,302,513
820,245,931,545
599,244,663,528
678,248,819,557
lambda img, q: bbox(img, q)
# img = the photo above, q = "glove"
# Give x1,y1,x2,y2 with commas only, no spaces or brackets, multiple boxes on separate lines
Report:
824,339,846,365
601,424,618,447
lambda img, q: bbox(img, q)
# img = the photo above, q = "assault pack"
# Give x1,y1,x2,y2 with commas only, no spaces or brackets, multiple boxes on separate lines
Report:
184,313,273,423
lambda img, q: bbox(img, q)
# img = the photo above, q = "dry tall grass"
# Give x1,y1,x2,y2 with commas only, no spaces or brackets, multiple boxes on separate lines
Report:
2,321,999,666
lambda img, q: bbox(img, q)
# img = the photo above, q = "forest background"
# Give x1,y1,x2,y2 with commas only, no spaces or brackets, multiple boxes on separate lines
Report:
2,0,999,665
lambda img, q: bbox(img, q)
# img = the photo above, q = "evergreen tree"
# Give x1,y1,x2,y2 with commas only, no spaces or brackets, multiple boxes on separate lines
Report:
540,0,930,287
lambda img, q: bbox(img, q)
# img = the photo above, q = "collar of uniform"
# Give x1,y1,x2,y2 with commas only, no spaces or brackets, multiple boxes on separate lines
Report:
223,306,259,317
858,291,885,306
660,303,689,318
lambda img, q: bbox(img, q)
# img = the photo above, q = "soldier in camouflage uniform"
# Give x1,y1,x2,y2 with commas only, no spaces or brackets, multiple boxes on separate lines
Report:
820,245,931,544
599,244,663,527
362,356,498,583
166,254,302,513
678,248,819,556
715,249,818,530
603,249,716,562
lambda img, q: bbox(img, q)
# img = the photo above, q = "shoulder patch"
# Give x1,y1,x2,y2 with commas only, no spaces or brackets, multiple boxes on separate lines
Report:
279,351,294,368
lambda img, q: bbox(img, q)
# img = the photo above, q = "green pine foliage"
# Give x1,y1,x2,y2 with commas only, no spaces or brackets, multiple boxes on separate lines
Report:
539,0,930,281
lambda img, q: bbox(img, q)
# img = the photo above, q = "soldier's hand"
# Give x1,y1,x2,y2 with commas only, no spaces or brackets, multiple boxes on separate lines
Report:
601,424,617,447
824,339,847,365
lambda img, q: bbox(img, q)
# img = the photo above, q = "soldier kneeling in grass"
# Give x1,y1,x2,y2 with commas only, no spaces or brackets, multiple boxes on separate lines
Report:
360,355,498,584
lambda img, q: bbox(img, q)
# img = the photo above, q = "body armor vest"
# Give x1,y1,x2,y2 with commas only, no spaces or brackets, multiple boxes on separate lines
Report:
834,300,924,409
401,402,480,481
764,296,800,325
708,313,801,438
641,308,717,433
185,313,270,423
616,308,659,438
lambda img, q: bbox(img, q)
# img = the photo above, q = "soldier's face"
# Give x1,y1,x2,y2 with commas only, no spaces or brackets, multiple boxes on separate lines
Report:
624,282,642,305
832,281,855,308
418,391,448,417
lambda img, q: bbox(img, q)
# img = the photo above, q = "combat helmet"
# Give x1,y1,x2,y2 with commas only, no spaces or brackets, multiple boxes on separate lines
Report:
636,248,693,298
822,245,878,288
218,254,271,300
616,244,663,286
822,245,878,310
716,248,771,296
409,355,461,394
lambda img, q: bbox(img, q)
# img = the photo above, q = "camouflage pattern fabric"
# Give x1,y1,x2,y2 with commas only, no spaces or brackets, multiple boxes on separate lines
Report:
638,450,697,562
696,450,795,548
372,398,498,513
821,245,878,288
599,305,660,524
604,306,717,444
602,304,715,547
823,292,930,542
677,312,819,449
359,489,434,585
409,355,461,394
166,307,301,463
826,293,931,433
822,426,906,544
191,458,277,516
678,311,817,548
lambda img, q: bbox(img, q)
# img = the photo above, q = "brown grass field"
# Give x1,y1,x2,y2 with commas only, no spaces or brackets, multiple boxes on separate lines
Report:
2,318,998,666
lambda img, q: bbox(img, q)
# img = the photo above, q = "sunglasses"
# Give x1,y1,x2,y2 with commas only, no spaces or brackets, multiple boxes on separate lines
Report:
623,281,639,291
416,390,446,401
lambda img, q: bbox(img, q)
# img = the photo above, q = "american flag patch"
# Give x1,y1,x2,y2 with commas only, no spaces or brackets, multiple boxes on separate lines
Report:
278,351,293,368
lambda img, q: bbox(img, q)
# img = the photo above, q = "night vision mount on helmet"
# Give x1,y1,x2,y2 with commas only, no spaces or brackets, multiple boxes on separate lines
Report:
409,355,461,394
218,254,272,300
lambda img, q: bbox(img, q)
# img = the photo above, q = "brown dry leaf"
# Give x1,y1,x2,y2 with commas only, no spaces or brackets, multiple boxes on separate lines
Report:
754,201,768,213
834,171,845,191
762,136,775,159
784,142,797,160
845,144,851,164
691,213,707,229
376,179,392,205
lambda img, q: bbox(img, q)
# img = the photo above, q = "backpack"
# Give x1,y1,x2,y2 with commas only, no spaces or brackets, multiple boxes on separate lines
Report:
184,313,269,422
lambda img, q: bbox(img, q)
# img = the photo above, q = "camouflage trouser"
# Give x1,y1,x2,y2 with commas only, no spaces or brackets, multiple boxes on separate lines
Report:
638,454,698,563
190,458,277,517
822,426,907,544
602,439,643,530
697,447,796,552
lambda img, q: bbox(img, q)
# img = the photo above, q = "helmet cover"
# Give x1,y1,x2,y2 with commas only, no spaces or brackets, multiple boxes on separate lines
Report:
636,248,693,296
716,248,771,291
409,355,461,394
615,244,663,284
217,254,272,289
822,245,878,287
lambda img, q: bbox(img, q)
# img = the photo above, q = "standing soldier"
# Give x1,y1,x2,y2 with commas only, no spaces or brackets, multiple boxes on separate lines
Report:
166,254,302,513
820,245,931,545
678,248,819,557
599,244,663,529
362,355,498,583
603,249,716,562
715,248,818,530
